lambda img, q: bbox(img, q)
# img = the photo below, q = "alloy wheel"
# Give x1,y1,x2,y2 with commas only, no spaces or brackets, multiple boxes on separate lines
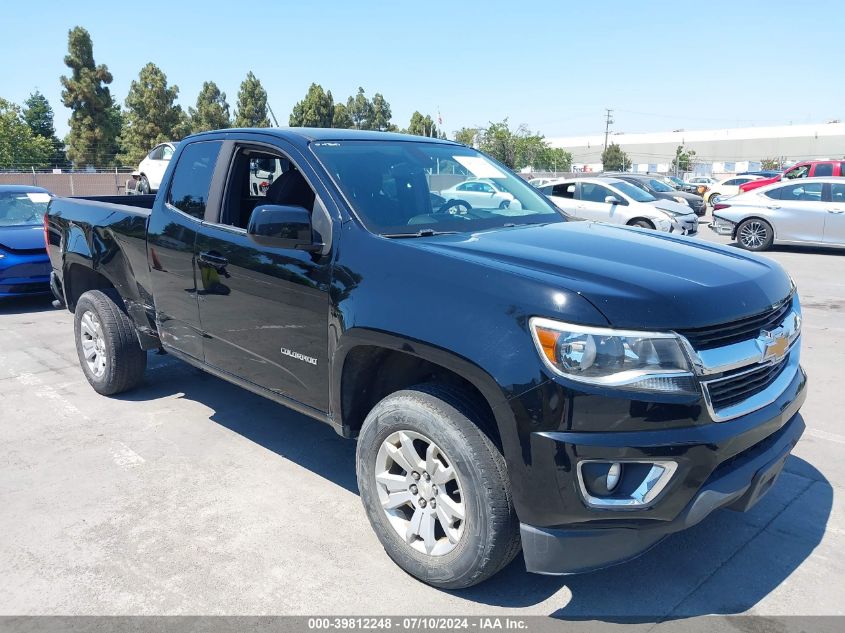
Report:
374,430,466,556
79,310,107,378
739,220,768,249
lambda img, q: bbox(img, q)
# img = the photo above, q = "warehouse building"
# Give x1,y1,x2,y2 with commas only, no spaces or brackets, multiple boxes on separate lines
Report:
547,121,845,176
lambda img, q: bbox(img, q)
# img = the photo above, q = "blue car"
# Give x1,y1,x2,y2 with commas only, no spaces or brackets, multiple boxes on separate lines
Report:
0,185,54,298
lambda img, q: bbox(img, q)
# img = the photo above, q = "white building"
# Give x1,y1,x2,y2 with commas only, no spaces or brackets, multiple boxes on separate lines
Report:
547,122,845,175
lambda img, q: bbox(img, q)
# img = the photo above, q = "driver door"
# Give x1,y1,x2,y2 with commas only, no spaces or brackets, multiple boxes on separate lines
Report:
575,182,614,222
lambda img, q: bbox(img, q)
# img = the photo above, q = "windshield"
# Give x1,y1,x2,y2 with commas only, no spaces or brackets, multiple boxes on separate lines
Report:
648,178,676,192
0,191,52,227
310,140,564,235
612,180,657,202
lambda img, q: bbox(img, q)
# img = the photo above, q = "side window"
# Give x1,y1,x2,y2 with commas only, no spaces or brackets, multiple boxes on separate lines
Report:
456,182,471,191
148,146,163,160
831,183,845,203
723,179,740,186
551,183,575,198
813,162,833,177
784,165,809,180
580,183,612,203
166,141,222,219
840,162,845,176
162,145,174,161
478,183,494,193
773,182,823,202
221,147,316,230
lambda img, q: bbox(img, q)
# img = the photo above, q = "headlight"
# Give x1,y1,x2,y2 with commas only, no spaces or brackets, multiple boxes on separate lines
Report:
673,196,690,205
530,318,697,394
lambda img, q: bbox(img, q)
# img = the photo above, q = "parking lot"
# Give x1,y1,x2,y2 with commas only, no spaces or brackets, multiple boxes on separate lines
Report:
0,225,843,621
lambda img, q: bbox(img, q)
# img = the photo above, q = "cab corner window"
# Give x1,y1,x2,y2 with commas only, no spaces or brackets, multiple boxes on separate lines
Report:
167,141,222,219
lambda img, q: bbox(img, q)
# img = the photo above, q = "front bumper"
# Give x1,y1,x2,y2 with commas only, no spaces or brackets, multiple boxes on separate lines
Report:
670,213,699,235
505,342,807,575
521,410,804,574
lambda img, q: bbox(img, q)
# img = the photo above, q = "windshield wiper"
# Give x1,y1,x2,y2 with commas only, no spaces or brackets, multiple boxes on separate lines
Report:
382,229,460,238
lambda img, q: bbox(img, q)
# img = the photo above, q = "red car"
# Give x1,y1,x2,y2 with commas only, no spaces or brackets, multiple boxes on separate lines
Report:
739,160,845,193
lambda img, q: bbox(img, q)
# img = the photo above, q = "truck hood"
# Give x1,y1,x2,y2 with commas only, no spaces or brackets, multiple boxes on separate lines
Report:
406,221,791,330
0,225,46,251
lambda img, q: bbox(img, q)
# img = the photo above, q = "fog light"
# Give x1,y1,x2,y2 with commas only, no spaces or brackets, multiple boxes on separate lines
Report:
577,460,678,509
606,462,622,491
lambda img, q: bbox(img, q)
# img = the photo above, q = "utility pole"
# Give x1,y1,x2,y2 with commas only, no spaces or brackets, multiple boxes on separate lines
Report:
603,108,614,152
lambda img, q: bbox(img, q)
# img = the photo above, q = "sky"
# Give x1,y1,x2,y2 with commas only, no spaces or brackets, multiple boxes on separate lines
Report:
2,0,843,141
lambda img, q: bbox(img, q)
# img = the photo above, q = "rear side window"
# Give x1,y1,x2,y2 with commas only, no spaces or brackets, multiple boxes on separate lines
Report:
813,162,833,177
551,183,575,198
167,141,222,219
766,182,823,202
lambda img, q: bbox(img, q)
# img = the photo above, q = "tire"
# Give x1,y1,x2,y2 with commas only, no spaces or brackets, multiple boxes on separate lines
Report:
629,219,655,229
138,175,150,194
708,192,720,206
498,199,511,209
74,289,147,395
736,218,774,251
356,384,521,589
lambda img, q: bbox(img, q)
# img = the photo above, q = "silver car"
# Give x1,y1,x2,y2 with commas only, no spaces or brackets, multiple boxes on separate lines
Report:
710,177,845,251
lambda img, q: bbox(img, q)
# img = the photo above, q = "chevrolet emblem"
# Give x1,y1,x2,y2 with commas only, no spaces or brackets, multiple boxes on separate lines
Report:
761,330,789,360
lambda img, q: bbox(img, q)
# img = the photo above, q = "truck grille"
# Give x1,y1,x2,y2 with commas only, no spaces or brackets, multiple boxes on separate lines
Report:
678,298,792,350
706,358,789,410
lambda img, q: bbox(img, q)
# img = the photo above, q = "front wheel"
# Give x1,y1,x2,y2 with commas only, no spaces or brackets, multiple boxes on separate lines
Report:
74,290,147,395
736,218,774,251
138,175,151,194
356,385,520,589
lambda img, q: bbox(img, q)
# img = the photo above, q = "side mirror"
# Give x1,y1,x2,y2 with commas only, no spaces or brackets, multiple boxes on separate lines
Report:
605,195,623,205
247,204,320,251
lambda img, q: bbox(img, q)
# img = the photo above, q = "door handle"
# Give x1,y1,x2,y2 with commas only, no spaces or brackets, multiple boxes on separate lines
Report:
198,251,228,267
828,209,845,214
766,205,781,210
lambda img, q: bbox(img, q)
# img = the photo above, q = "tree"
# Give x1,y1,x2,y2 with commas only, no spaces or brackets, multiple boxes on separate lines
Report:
760,157,782,170
533,146,572,172
289,83,334,128
671,144,696,174
189,81,230,133
332,102,352,128
23,91,66,167
453,127,478,146
346,87,374,130
601,143,629,172
118,62,190,165
0,98,53,169
233,72,270,128
371,93,394,131
407,111,439,137
475,119,571,171
60,26,121,168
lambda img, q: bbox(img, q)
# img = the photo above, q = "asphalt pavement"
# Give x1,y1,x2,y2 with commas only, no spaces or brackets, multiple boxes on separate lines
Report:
0,226,842,620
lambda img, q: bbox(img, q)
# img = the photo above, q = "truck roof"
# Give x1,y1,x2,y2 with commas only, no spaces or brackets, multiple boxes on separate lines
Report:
184,127,459,146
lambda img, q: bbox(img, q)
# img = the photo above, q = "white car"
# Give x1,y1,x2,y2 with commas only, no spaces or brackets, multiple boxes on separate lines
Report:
528,177,554,187
135,142,176,193
539,177,699,234
440,179,518,209
710,177,845,251
686,176,717,186
704,175,764,205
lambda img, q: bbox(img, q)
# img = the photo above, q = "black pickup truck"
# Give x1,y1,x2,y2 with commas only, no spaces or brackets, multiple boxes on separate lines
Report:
45,128,806,589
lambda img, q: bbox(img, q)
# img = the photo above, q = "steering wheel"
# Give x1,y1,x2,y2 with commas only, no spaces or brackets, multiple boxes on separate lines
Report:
435,198,472,216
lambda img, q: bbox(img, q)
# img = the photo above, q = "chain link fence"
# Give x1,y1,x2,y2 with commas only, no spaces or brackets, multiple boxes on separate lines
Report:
0,170,135,197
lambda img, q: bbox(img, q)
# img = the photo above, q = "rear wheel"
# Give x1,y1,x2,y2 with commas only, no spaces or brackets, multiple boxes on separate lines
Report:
138,175,150,194
736,218,774,251
708,192,720,206
356,384,520,589
74,290,147,395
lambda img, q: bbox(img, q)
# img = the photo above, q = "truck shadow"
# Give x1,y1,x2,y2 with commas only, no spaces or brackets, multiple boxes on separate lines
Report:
122,353,831,621
0,295,56,315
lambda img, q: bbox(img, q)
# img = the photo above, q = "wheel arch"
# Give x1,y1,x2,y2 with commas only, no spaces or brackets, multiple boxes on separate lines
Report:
333,329,511,450
733,214,777,242
626,217,655,229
